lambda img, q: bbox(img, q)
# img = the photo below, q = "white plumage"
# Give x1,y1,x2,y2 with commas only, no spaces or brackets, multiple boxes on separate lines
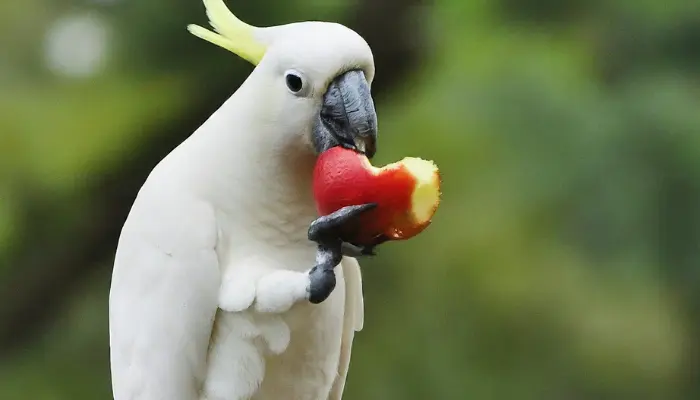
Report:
109,1,376,399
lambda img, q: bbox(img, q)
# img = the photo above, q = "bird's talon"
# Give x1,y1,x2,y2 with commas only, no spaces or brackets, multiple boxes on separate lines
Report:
307,243,344,304
307,203,377,243
307,265,336,304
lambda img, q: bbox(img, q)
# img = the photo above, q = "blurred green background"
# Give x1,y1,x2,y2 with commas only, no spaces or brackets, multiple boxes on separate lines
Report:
1,0,700,399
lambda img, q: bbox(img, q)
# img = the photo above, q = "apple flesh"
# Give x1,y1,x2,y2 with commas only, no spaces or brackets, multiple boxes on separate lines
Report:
312,146,441,246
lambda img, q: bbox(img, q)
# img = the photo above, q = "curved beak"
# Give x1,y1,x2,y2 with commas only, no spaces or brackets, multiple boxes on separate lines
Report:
312,69,378,159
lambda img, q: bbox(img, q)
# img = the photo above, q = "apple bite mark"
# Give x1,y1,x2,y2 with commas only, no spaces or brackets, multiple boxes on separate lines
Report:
403,157,441,224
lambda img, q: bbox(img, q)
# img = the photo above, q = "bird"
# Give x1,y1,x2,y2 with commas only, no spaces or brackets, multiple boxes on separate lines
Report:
108,0,383,399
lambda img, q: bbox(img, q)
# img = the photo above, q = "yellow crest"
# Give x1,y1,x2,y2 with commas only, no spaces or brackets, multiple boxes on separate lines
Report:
187,0,267,65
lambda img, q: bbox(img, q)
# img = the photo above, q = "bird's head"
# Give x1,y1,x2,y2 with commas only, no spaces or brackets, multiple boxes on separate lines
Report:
188,0,378,159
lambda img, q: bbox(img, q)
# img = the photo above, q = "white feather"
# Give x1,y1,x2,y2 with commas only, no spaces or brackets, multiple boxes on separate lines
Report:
109,170,221,400
110,10,373,400
329,257,365,400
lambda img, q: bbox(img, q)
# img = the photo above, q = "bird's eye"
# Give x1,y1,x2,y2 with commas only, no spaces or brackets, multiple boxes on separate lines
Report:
285,73,304,94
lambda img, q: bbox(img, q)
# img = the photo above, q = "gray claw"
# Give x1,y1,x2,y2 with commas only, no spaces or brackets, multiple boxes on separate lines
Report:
307,204,384,304
308,265,336,304
308,204,378,244
307,244,343,304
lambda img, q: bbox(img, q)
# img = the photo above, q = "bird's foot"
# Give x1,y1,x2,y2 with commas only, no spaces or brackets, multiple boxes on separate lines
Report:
307,204,377,243
306,204,378,304
249,243,355,311
309,203,384,258
307,244,342,304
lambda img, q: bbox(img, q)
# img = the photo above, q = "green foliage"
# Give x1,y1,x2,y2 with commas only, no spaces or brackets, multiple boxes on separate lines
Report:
1,0,699,398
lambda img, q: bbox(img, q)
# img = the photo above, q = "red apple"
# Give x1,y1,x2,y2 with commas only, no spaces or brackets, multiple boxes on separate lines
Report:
312,146,441,246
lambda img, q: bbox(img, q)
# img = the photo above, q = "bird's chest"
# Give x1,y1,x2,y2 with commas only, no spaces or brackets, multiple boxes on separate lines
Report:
207,245,347,399
257,282,346,398
216,206,316,271
208,272,346,400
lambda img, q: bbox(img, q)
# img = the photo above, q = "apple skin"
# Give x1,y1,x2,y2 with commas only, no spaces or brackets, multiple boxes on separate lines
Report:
312,147,441,246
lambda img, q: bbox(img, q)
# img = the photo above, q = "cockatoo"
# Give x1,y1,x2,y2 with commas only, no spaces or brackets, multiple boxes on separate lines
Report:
108,0,385,399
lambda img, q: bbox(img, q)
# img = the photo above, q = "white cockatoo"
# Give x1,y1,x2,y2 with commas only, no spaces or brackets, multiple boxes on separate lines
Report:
108,0,386,399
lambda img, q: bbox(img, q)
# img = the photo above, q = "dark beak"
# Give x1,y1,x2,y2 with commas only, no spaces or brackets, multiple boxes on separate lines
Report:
312,69,378,159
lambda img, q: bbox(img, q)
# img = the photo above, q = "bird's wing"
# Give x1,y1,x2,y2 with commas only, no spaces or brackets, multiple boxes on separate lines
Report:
329,256,365,400
108,195,220,400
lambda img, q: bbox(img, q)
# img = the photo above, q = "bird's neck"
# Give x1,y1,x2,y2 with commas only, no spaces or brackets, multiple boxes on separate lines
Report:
185,90,318,245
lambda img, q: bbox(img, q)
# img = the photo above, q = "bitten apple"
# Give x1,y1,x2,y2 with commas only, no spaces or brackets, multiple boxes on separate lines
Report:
312,146,441,246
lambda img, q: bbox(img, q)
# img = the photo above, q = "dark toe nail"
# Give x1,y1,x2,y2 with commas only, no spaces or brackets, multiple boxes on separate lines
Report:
308,268,336,304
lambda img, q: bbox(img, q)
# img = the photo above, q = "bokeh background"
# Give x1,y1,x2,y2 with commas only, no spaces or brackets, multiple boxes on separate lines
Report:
2,0,700,399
